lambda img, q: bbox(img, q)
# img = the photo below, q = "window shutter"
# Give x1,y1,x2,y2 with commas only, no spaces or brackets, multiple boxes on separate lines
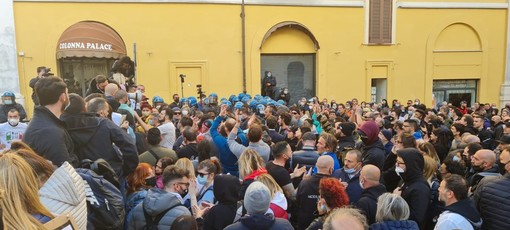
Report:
369,0,392,44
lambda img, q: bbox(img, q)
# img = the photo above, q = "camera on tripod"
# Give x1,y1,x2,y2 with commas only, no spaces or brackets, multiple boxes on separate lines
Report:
196,84,205,96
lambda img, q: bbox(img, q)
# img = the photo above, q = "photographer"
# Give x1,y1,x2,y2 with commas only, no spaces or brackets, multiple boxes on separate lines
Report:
29,66,52,105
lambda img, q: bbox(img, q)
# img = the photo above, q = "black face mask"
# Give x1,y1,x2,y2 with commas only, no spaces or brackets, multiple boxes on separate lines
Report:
498,162,508,175
145,177,157,187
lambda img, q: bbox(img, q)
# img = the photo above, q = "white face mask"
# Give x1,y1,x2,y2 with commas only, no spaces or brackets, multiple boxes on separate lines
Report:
182,110,189,116
359,178,364,189
395,166,405,176
8,118,19,126
267,73,272,77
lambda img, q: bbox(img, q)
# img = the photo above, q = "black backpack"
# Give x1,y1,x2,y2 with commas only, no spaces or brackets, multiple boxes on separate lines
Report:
142,203,182,230
76,168,125,230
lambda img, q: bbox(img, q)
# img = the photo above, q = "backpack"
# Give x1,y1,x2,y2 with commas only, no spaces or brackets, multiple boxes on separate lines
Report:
142,202,182,230
76,168,125,230
81,158,121,188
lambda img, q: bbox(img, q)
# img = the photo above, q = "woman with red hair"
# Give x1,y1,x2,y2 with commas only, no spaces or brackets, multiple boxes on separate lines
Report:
125,163,155,227
306,177,350,230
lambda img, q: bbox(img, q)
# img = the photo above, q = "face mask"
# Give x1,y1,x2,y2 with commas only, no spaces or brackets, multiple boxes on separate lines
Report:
300,102,305,106
182,110,189,116
395,103,400,107
395,166,405,176
308,105,313,110
179,187,188,198
320,204,327,213
3,99,12,105
8,118,19,126
145,177,157,187
408,111,413,115
498,162,508,175
197,175,208,185
267,73,272,77
149,119,154,126
452,155,461,162
284,89,288,94
142,111,150,117
344,168,356,174
415,102,419,105
359,179,364,189
63,97,71,112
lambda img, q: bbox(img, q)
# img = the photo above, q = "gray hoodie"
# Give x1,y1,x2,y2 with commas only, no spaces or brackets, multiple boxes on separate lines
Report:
128,188,191,230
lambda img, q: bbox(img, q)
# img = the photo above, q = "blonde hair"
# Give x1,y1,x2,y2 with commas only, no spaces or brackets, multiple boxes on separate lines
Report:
323,208,368,230
375,193,410,222
0,153,54,229
255,174,282,198
418,142,440,164
423,155,438,182
239,149,265,179
175,158,195,179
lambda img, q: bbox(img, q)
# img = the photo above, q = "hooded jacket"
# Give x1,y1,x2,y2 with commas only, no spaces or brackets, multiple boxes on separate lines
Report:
435,199,482,230
358,121,385,170
23,106,78,167
204,174,241,230
397,148,430,229
355,184,387,225
40,162,87,230
224,213,293,230
61,112,138,177
128,188,191,230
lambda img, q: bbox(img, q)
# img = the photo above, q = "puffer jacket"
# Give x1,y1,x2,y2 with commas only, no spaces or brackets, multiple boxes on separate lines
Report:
476,173,510,230
128,188,191,230
39,162,88,230
369,220,419,230
224,213,293,230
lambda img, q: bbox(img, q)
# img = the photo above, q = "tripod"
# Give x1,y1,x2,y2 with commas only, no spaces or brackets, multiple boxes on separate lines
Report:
179,74,186,98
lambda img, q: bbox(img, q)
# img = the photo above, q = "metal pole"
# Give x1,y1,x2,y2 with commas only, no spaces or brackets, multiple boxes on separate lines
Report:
241,0,247,93
133,42,137,85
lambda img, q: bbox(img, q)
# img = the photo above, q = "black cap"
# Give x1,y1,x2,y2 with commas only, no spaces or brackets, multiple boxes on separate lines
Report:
496,135,510,145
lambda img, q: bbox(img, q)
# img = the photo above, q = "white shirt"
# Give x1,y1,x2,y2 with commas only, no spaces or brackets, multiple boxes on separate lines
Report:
0,122,28,150
435,211,474,230
158,122,176,149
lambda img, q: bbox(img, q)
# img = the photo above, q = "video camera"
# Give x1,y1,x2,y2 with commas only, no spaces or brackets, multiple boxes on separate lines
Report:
42,68,54,77
196,84,205,96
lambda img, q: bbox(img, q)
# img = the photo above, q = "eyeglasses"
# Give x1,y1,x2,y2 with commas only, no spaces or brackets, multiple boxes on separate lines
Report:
292,112,298,115
197,172,209,177
175,182,190,187
175,112,181,115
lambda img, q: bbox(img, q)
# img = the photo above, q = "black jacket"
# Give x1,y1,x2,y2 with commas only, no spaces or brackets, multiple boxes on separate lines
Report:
61,112,138,177
224,213,293,230
23,106,78,167
292,146,319,170
442,199,482,229
204,174,241,230
296,173,331,230
382,153,400,192
355,184,386,225
0,103,27,123
360,140,386,170
268,130,285,144
177,143,199,160
398,149,430,229
476,174,510,230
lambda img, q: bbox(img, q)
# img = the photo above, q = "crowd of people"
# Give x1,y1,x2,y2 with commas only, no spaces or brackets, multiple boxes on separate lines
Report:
1,70,510,230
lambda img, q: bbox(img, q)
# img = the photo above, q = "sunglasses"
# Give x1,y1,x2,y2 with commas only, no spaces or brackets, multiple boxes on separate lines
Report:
175,112,181,115
197,172,209,177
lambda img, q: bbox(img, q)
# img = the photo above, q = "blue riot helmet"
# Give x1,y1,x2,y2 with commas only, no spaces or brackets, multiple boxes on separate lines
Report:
238,93,246,101
249,100,258,110
1,91,15,105
152,96,164,104
188,96,198,107
254,95,262,101
277,100,285,106
203,97,210,105
209,93,218,105
263,96,271,100
229,95,239,103
235,101,244,110
222,100,232,109
241,96,250,103
260,99,268,106
180,97,189,107
244,93,251,99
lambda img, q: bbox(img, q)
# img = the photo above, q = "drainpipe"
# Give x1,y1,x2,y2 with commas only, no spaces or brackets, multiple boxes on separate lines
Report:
241,0,247,93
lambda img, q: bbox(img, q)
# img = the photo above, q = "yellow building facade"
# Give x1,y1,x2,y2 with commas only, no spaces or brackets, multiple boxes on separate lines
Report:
12,0,509,114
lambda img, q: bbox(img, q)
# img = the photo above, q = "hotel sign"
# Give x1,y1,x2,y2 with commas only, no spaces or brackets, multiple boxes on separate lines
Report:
59,42,113,51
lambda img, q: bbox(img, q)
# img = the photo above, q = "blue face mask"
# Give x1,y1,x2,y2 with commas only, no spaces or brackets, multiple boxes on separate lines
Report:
3,99,12,105
344,168,356,174
197,175,208,185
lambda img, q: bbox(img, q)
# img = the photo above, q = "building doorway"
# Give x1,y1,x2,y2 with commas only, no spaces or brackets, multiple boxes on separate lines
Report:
433,80,477,107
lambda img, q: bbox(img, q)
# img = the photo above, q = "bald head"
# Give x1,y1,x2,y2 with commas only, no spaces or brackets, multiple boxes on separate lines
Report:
361,164,380,182
316,155,334,174
474,149,496,165
462,135,480,144
104,83,119,96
